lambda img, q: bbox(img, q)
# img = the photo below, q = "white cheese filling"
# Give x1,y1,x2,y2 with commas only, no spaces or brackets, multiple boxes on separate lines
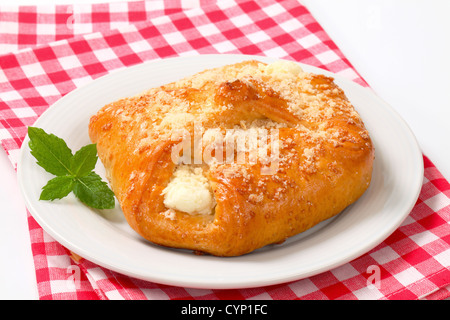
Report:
263,60,304,79
162,165,216,216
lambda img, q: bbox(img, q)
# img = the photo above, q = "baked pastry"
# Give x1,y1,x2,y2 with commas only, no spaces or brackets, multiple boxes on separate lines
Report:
88,59,374,257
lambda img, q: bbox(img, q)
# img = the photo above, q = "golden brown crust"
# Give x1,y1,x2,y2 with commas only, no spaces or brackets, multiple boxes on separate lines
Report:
89,60,374,256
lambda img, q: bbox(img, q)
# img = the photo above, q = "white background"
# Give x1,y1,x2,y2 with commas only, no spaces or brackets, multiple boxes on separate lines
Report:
1,0,449,299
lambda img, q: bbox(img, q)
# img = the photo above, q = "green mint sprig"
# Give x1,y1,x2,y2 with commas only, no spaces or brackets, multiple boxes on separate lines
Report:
27,126,115,209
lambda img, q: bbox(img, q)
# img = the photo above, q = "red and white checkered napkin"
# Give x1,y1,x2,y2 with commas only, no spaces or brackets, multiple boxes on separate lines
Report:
1,0,449,300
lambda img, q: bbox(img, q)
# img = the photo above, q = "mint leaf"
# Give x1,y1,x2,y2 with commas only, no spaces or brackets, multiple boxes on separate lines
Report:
71,143,98,177
28,126,115,210
73,172,115,209
28,127,73,176
40,176,74,201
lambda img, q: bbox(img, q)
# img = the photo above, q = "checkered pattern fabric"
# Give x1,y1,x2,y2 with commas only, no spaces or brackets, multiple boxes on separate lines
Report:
0,0,214,55
1,0,449,300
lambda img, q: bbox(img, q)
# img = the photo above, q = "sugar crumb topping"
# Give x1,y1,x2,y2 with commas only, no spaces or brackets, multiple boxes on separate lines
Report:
103,60,370,211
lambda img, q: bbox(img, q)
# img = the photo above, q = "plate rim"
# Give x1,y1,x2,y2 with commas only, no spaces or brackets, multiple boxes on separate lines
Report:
16,53,424,289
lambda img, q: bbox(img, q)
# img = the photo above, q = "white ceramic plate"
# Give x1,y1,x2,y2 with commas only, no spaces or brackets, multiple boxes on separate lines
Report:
18,54,423,289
